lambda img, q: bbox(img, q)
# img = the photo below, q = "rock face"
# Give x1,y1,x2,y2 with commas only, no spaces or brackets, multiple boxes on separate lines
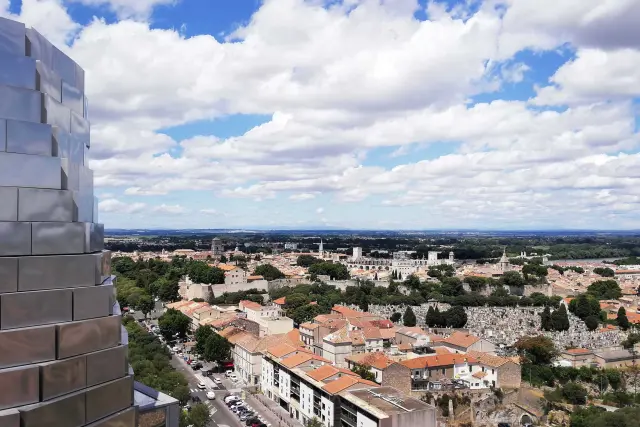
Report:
0,16,135,427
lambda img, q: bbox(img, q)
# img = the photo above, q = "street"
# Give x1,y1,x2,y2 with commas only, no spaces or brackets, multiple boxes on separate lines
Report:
170,352,242,427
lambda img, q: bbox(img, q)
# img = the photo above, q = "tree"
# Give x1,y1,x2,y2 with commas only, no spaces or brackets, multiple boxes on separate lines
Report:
297,255,321,268
540,306,553,331
500,271,527,288
403,306,417,327
194,325,215,356
390,312,401,323
203,334,232,363
284,294,310,310
593,267,615,278
446,306,467,328
307,418,323,427
587,280,622,300
187,403,212,427
551,305,570,331
136,295,155,318
622,332,640,349
585,315,599,331
617,307,630,330
290,304,323,325
515,335,558,365
562,382,587,404
350,364,376,382
358,294,369,312
158,309,191,341
308,262,349,280
440,277,465,297
157,278,180,302
570,294,601,320
403,274,421,290
254,264,285,281
425,306,436,327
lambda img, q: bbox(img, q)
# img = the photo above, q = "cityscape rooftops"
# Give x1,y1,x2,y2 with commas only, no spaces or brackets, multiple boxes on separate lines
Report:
443,331,481,348
342,386,433,418
466,350,513,368
400,353,477,369
321,375,377,394
345,352,396,370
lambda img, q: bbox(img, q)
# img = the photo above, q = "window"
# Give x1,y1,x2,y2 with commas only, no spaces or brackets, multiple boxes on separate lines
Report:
492,369,495,374
442,368,445,375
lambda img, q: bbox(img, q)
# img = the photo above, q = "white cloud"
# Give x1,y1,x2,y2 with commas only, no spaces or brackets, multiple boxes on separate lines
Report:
7,0,640,228
99,199,146,214
200,209,218,215
290,193,317,201
151,204,186,215
316,207,324,214
70,0,176,20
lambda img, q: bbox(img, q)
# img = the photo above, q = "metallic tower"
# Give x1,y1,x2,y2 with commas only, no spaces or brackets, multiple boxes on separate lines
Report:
0,16,134,427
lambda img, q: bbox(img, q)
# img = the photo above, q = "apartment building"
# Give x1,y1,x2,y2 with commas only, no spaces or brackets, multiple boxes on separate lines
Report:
345,352,396,383
437,331,497,354
261,345,437,427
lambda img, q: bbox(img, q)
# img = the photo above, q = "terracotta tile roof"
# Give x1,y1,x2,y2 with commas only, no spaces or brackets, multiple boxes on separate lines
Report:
434,347,452,355
443,332,481,349
247,275,264,280
217,264,237,271
166,300,190,309
314,314,343,323
281,353,329,369
379,328,397,340
397,327,425,336
345,352,396,370
267,343,298,358
322,376,378,394
273,297,286,305
472,371,487,379
286,328,304,346
307,365,340,381
240,300,262,310
332,305,368,318
218,327,253,345
363,328,382,339
564,348,593,355
300,322,320,330
370,319,394,329
466,350,512,368
400,354,477,369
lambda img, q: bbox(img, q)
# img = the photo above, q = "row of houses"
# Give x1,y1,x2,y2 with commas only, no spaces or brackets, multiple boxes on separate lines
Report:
261,343,437,427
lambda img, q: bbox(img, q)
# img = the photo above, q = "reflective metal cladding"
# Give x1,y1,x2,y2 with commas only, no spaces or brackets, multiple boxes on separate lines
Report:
0,16,135,426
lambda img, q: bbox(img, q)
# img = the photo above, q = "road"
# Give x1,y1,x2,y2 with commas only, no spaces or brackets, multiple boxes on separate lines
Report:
170,354,242,427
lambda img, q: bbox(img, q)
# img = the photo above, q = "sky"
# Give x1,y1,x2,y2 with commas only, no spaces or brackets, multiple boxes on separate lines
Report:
3,0,640,230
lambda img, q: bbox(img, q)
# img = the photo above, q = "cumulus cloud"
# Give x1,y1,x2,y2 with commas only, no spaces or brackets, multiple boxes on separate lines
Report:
8,0,640,228
99,199,146,214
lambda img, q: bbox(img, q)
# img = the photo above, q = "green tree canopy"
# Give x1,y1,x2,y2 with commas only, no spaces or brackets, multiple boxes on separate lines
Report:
584,315,599,331
403,306,417,327
308,262,349,280
593,267,615,278
254,264,286,281
203,334,232,363
617,306,630,330
290,304,323,325
390,312,401,322
187,403,212,427
551,305,570,331
587,280,622,300
297,255,322,267
158,309,191,341
515,335,558,365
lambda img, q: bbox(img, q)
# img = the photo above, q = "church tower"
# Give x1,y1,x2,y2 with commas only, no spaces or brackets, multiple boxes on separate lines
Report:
498,247,510,272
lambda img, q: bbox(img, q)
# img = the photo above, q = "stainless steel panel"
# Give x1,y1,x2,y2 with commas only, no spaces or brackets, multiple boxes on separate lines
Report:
52,46,76,84
36,60,62,102
86,345,127,387
0,222,31,256
6,119,52,156
69,133,85,164
19,389,86,427
0,257,18,294
61,157,80,191
0,365,39,410
0,187,17,221
80,165,93,192
43,94,71,133
85,407,136,427
40,355,86,401
0,152,61,189
56,315,121,359
0,17,25,57
18,188,74,222
0,324,56,369
74,190,94,222
85,223,105,253
93,196,99,223
26,27,53,67
85,144,90,166
72,283,113,321
86,376,133,424
0,51,36,90
32,222,85,255
0,289,72,329
18,253,96,291
93,251,112,284
0,408,19,427
75,63,85,93
52,126,69,158
84,95,89,120
62,80,83,116
0,85,41,122
70,111,90,147
0,119,5,150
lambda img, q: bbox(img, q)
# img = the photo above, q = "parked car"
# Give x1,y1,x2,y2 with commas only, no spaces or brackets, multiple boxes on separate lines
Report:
213,377,222,385
206,391,215,400
197,382,206,390
229,373,238,382
224,395,239,403
225,370,233,377
192,362,203,370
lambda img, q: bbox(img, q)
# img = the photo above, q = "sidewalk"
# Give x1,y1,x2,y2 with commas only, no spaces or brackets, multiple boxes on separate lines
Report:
246,393,303,427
